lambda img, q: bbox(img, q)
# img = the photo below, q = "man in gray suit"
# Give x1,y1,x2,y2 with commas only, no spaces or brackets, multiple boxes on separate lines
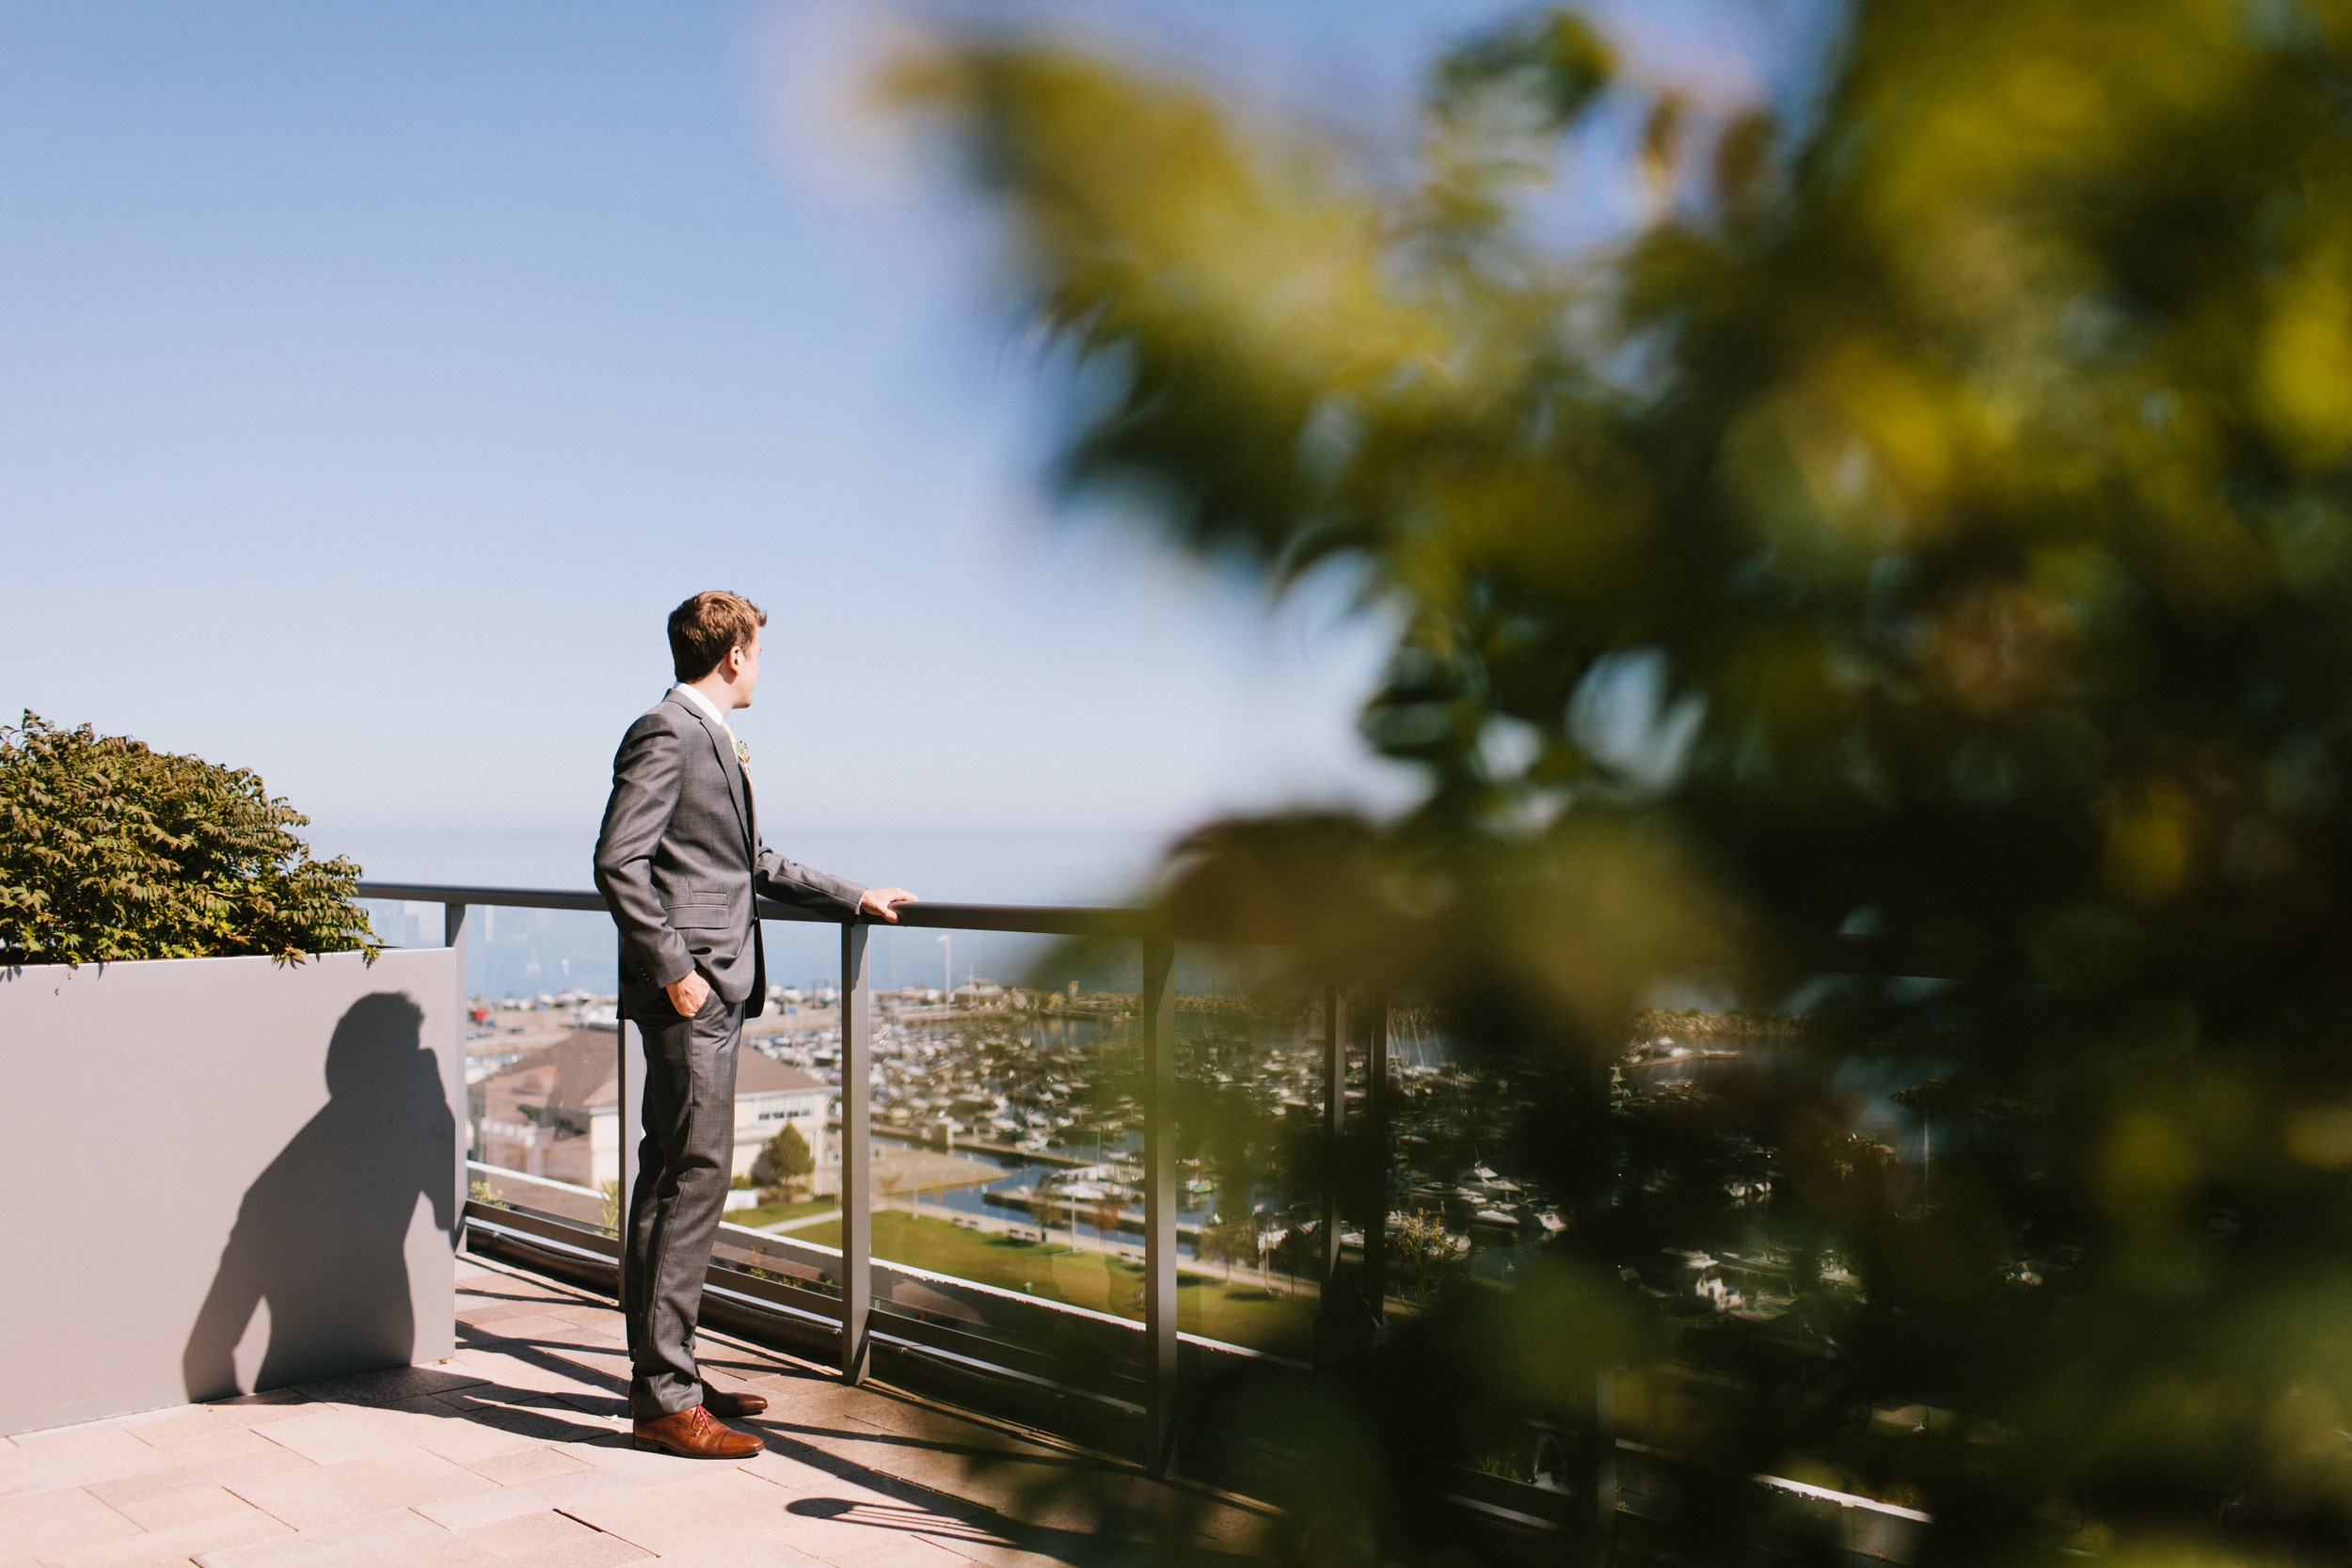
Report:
594,590,914,1458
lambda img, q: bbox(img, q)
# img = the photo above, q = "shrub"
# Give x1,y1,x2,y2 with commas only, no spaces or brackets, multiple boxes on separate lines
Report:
1386,1210,1464,1303
0,712,377,965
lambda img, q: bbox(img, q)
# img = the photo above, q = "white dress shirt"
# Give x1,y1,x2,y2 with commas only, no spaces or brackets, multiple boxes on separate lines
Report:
671,683,734,740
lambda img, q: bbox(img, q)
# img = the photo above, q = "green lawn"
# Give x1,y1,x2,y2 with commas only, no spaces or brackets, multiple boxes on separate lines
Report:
723,1196,836,1228
797,1209,1316,1359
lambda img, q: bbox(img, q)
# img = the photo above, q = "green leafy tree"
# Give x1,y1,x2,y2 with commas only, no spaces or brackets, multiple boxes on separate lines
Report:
1269,1222,1321,1288
751,1120,817,1203
901,3,2352,1562
1199,1213,1260,1270
1089,1192,1126,1247
1385,1210,1463,1304
0,712,377,965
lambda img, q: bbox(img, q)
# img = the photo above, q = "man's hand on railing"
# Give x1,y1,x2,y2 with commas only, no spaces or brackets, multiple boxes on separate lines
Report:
859,887,918,924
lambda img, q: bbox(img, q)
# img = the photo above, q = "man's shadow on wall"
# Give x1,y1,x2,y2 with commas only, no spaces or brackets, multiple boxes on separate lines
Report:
182,991,454,1402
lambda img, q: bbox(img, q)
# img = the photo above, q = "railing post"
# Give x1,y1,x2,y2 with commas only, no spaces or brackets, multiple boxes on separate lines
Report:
617,1020,644,1283
840,921,873,1385
1595,1366,1618,1556
443,903,469,1233
1362,996,1389,1323
1141,936,1179,1474
1319,985,1346,1298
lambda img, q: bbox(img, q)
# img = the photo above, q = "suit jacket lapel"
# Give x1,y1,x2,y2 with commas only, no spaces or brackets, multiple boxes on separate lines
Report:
667,692,754,860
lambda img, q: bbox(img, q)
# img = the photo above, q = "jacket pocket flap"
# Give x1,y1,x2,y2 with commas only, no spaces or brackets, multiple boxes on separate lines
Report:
664,893,736,930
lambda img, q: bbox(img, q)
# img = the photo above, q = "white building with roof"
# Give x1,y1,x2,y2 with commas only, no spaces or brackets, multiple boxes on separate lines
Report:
472,1030,828,1190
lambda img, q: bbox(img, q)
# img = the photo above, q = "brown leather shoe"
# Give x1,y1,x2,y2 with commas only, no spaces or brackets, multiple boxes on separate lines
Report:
631,1405,762,1458
702,1386,768,1418
628,1379,769,1422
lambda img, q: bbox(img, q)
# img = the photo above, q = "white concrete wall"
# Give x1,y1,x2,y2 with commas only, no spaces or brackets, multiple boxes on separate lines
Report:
590,1104,621,1192
0,947,464,1434
508,1089,825,1191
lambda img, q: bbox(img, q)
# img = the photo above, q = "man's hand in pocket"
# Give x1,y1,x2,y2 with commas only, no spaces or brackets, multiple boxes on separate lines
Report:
665,971,711,1018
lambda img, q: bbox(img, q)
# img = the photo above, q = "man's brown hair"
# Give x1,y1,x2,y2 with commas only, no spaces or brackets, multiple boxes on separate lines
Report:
667,592,768,683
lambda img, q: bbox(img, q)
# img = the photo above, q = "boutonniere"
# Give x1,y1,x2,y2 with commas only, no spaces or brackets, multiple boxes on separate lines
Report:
733,736,751,774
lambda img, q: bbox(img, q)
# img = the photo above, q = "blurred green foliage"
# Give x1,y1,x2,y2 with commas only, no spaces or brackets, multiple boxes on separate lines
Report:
901,0,2352,1561
0,711,377,966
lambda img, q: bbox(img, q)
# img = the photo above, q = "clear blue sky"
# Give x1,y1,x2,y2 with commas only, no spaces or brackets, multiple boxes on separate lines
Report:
0,0,1834,860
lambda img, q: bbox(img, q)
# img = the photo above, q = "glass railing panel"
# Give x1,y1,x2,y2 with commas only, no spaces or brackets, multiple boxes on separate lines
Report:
729,911,1087,1307
1380,998,1532,1318
820,928,1321,1369
1157,945,1324,1363
464,1161,607,1232
798,924,1132,1368
355,898,619,1000
354,896,454,955
723,941,843,1249
353,898,628,1213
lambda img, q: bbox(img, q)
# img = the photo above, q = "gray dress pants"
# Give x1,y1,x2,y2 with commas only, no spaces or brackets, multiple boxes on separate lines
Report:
622,989,743,1417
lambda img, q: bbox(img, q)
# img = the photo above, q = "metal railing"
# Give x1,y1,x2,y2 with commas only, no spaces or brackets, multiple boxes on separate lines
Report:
359,879,1289,1477
362,879,1934,1560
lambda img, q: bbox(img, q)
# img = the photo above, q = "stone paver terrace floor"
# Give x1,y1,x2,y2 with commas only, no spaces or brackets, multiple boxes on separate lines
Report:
1,1257,1269,1568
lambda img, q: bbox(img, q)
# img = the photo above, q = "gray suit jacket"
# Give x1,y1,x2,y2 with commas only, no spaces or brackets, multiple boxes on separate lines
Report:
593,691,866,1019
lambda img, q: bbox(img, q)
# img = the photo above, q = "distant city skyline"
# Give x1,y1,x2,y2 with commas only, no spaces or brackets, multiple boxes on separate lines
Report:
0,0,1835,844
